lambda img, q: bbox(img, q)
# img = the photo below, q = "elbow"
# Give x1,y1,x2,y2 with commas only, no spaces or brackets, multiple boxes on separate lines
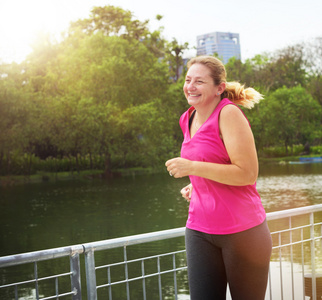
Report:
246,170,258,186
233,160,258,186
238,169,257,186
248,178,257,186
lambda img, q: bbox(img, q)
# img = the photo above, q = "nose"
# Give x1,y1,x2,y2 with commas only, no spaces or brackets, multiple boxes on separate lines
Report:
187,81,197,90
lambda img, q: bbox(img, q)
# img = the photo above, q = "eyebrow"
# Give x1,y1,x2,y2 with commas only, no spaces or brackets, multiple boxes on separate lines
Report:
185,75,206,79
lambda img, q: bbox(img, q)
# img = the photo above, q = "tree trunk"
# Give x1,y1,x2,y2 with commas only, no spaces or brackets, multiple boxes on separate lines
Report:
104,152,112,177
75,154,80,174
89,152,93,169
285,141,289,156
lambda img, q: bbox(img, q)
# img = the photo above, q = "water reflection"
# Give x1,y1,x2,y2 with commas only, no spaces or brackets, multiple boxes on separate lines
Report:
0,163,322,256
257,173,322,212
0,174,191,256
0,163,322,299
257,163,322,212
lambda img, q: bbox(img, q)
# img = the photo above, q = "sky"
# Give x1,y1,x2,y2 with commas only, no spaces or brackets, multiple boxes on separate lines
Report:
0,0,321,63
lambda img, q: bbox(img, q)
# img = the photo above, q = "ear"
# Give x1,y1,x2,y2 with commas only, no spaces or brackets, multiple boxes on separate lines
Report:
218,82,226,94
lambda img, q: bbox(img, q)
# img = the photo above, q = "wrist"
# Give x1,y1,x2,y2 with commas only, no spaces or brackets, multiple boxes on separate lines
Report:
189,161,197,176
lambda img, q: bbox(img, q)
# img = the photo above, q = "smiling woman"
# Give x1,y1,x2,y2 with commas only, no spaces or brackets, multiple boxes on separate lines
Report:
165,55,271,300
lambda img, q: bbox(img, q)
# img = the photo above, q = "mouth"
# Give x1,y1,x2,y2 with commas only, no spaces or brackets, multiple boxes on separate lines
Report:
188,93,201,97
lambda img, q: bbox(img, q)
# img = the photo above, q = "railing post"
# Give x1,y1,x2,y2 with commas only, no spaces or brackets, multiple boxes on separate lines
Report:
124,246,130,300
278,232,284,300
310,212,317,300
70,252,82,300
85,248,97,300
173,253,178,300
289,217,294,300
34,262,39,300
157,256,162,300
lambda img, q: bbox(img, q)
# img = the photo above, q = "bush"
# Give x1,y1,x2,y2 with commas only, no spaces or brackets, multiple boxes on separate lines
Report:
310,145,322,155
260,145,305,158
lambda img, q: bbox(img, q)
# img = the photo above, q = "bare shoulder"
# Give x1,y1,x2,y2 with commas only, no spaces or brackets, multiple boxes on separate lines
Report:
220,104,248,126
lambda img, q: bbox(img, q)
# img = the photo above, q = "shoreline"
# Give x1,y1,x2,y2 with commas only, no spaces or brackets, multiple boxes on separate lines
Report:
1,155,321,187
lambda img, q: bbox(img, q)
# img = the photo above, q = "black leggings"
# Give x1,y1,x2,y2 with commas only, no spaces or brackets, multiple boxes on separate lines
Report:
185,220,272,300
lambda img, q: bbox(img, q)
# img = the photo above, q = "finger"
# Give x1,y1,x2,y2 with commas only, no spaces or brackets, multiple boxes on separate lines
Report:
185,191,191,202
174,172,182,178
165,158,174,167
182,193,189,201
166,164,173,173
180,187,188,198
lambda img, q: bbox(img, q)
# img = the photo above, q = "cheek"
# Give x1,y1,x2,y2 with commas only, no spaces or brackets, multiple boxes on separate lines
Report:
183,84,189,96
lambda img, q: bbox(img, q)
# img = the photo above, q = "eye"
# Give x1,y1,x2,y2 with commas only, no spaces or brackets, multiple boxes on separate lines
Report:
197,80,204,84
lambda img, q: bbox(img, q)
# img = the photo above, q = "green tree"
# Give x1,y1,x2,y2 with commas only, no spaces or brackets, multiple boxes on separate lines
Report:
225,56,255,87
260,86,321,155
41,31,169,173
305,37,322,106
226,45,308,94
68,5,166,58
0,63,42,174
166,38,189,82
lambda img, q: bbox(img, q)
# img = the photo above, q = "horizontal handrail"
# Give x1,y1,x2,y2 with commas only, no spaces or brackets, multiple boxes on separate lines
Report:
83,226,186,252
0,244,84,268
266,204,322,220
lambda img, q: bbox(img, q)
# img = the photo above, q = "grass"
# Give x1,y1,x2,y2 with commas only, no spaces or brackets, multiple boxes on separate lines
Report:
0,169,105,186
1,153,321,186
0,167,163,187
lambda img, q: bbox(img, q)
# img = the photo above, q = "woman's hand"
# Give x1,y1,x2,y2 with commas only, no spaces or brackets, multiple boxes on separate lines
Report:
181,183,193,202
165,157,192,178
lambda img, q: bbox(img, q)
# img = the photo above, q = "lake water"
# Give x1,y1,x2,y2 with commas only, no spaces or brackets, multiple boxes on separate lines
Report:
0,162,322,299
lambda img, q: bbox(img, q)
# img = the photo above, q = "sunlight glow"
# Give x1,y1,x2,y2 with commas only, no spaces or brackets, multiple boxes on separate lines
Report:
0,0,321,63
0,0,69,63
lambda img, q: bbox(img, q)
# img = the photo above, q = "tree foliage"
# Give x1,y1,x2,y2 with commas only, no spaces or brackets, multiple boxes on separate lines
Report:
166,38,189,82
68,6,166,58
304,37,322,106
257,86,321,154
0,6,321,176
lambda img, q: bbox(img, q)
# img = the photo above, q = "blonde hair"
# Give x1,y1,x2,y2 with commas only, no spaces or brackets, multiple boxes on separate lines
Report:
187,56,263,109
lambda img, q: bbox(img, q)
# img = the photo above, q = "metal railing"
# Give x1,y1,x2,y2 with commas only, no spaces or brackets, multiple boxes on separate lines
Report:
0,204,322,300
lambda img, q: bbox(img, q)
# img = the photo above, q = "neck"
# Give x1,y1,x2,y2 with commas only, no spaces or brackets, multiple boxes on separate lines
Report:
194,98,221,124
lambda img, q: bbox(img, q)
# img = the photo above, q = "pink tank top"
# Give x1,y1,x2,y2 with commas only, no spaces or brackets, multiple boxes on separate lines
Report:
180,98,266,234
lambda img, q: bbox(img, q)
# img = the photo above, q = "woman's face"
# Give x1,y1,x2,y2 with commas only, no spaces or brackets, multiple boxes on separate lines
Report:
183,63,219,108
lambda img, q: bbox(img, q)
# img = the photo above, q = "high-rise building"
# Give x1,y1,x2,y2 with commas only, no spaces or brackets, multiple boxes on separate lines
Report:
196,32,241,64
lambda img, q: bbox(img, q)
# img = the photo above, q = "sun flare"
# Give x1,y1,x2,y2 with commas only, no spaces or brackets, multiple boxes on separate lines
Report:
0,0,70,62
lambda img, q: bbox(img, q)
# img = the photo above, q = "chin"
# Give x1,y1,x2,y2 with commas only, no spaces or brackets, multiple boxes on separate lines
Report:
187,100,199,107
187,100,195,107
187,96,197,103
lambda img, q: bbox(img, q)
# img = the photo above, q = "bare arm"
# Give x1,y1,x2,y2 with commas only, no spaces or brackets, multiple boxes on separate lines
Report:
165,105,259,186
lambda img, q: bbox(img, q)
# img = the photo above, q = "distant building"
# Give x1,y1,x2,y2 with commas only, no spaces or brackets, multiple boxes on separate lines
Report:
196,32,241,64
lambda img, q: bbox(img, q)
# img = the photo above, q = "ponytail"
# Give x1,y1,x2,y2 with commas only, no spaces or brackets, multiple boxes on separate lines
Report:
223,82,263,109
